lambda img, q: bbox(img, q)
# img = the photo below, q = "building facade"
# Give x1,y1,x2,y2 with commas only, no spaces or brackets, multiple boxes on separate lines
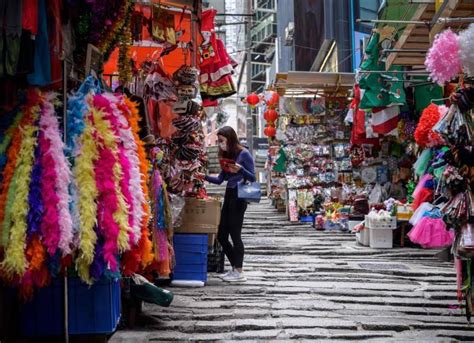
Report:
276,0,382,73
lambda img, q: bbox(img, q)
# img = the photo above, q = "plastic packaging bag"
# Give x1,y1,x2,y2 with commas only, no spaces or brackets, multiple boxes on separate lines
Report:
170,194,186,227
369,184,385,204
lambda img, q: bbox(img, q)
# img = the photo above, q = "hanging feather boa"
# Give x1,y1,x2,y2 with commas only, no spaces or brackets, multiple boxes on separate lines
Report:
39,95,73,255
0,110,33,247
66,76,100,153
110,95,145,245
89,226,106,281
38,131,61,256
75,114,99,284
27,142,43,239
124,98,153,267
0,134,23,247
2,104,40,276
67,78,99,238
151,168,168,262
94,133,122,271
101,94,137,244
19,234,50,300
91,98,131,255
0,110,24,171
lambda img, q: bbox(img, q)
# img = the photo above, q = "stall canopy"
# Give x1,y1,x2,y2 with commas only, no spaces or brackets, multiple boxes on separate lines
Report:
386,0,474,69
275,72,355,97
104,0,201,79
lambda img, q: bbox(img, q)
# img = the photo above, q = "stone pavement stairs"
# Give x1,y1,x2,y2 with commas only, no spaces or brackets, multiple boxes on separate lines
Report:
111,199,472,342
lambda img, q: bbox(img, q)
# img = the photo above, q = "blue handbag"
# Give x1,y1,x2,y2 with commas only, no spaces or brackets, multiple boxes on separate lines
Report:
237,181,262,203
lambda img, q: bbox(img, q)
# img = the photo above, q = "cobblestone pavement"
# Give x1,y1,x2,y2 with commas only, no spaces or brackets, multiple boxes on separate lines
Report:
111,200,472,342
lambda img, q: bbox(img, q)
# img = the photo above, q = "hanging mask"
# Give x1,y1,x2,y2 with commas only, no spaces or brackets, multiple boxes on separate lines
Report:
177,84,198,99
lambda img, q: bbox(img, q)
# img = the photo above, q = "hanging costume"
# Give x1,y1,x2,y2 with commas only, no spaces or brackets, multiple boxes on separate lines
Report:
199,9,236,107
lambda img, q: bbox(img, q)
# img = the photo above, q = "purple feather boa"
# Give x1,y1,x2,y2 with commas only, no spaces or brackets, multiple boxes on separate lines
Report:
89,226,106,281
27,134,43,238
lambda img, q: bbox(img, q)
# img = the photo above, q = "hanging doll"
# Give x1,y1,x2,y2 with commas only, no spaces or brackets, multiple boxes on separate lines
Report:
199,9,237,107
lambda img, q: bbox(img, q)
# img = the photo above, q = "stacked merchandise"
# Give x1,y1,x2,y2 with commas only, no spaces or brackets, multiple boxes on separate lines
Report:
269,97,352,225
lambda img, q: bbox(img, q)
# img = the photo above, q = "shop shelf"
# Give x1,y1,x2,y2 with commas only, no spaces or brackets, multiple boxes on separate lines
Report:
20,277,121,336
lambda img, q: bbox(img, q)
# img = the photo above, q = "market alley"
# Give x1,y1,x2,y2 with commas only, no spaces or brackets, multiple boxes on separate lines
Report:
111,199,471,342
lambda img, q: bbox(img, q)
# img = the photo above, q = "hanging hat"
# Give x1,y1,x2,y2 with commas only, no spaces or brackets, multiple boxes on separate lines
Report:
201,9,217,32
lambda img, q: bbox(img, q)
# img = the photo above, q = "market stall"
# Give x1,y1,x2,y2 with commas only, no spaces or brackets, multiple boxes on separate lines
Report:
354,0,473,320
269,73,357,228
0,0,233,340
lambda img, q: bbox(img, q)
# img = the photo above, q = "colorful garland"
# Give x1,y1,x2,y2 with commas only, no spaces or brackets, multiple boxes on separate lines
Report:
74,108,99,283
2,103,40,276
124,99,153,268
0,86,156,287
118,7,133,85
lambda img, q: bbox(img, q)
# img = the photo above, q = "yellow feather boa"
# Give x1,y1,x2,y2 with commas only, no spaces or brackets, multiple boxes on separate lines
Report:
75,116,99,284
2,108,39,276
91,108,131,252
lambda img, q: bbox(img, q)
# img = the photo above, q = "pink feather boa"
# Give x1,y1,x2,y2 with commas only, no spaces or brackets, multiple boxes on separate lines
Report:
95,95,134,244
94,136,121,271
38,132,61,255
40,95,73,255
103,94,144,244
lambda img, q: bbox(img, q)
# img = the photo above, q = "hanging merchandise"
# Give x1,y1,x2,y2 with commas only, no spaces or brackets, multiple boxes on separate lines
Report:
263,109,278,124
71,0,134,66
263,90,280,109
66,76,153,284
246,93,260,109
143,147,173,278
264,125,276,138
414,104,446,148
358,33,406,110
348,85,381,147
199,9,237,107
152,65,207,197
425,29,462,85
458,24,474,77
0,90,74,298
152,6,176,45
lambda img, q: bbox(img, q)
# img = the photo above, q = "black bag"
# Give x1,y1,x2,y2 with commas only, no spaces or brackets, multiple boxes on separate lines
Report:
207,240,225,273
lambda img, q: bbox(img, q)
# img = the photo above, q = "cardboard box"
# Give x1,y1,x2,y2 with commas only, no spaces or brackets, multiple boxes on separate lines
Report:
176,197,221,234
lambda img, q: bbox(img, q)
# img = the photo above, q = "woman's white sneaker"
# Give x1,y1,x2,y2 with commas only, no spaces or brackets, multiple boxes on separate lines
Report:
217,270,234,279
223,271,246,282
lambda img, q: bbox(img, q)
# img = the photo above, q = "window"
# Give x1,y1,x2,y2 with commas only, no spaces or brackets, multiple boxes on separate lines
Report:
354,0,382,34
